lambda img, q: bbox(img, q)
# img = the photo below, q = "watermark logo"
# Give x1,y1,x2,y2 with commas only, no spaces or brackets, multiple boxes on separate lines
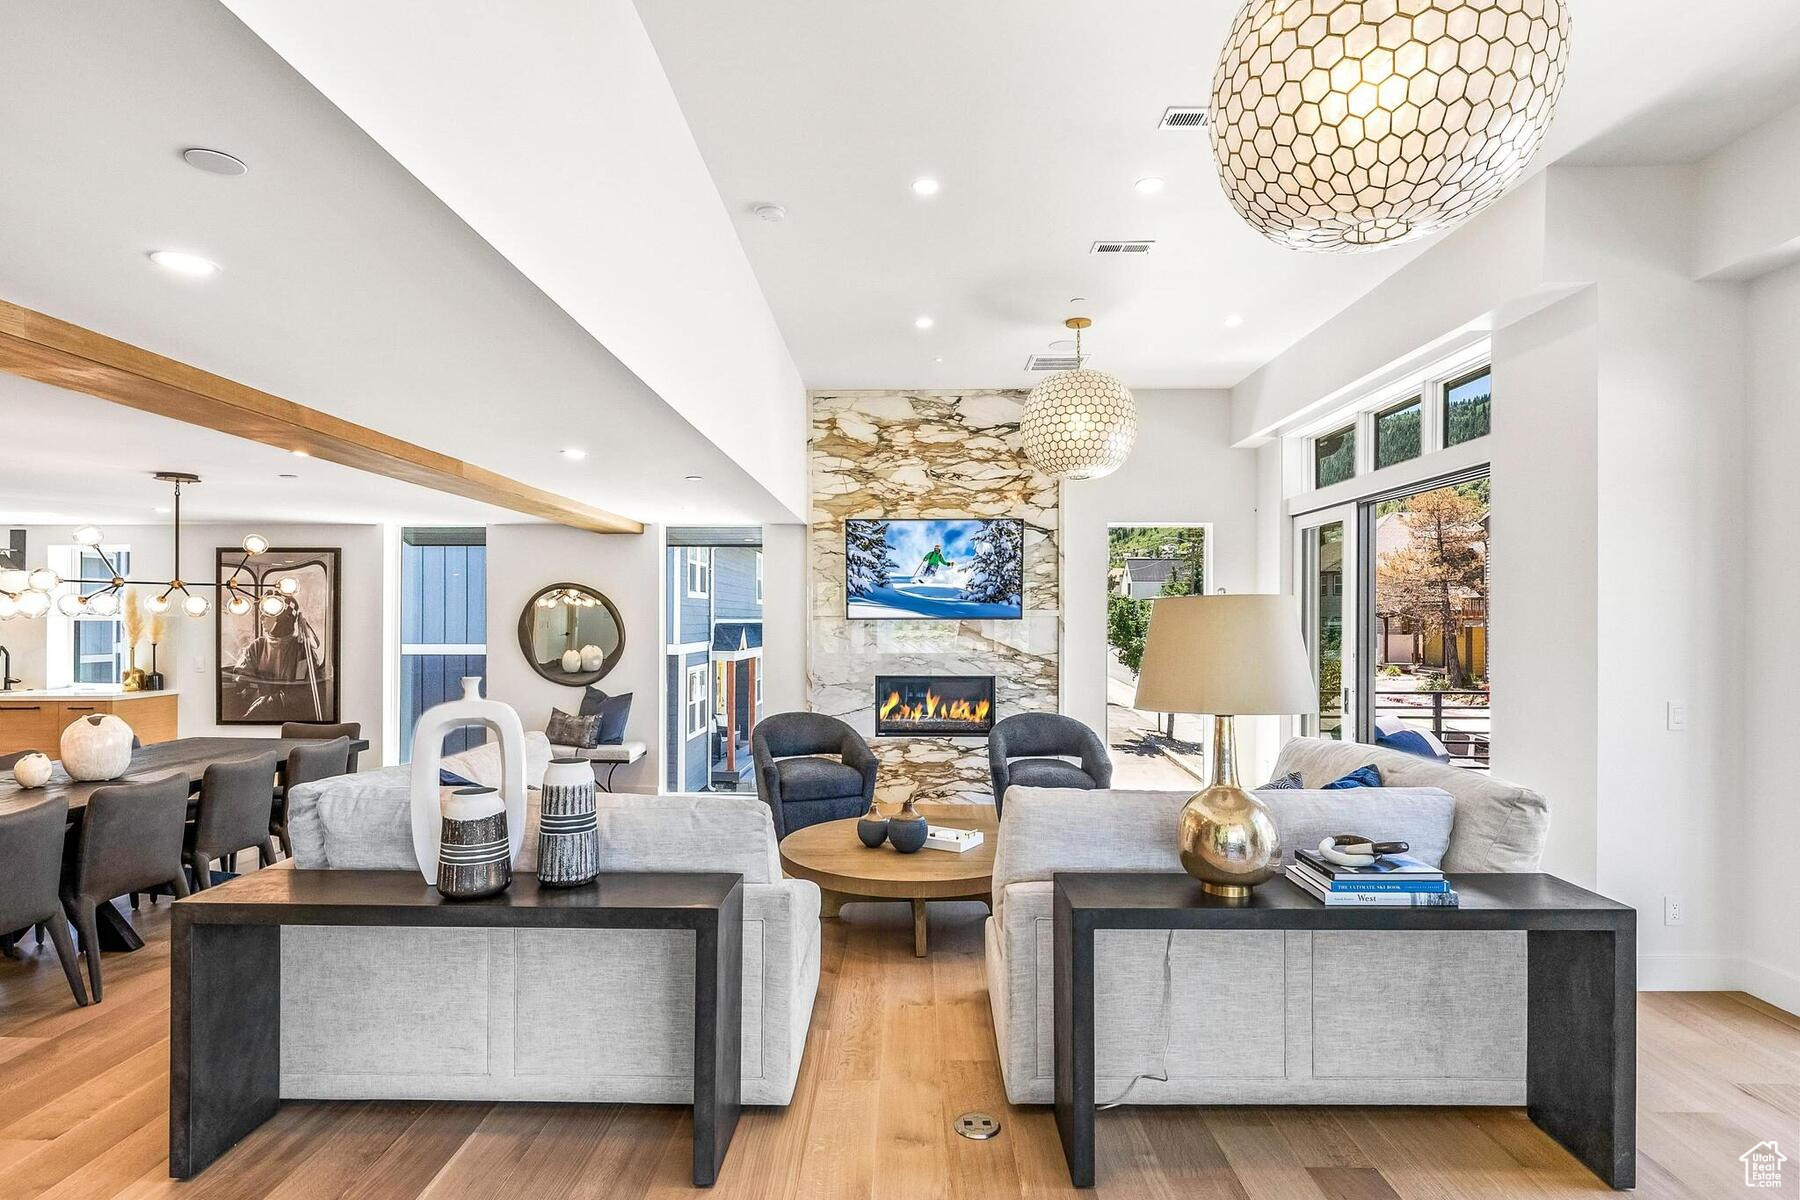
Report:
1741,1141,1786,1188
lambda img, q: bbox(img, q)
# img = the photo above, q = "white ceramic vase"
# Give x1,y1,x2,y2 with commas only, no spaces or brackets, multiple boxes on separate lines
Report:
11,751,53,789
59,713,134,781
579,643,604,672
560,648,583,673
537,757,600,887
407,677,529,884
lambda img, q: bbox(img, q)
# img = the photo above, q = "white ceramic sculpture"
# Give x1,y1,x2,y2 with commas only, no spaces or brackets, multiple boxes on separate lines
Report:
560,648,582,673
59,713,135,781
11,751,53,789
579,643,604,672
408,677,528,884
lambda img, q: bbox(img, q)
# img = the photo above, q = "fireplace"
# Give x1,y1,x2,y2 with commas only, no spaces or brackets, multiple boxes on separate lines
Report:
875,674,996,738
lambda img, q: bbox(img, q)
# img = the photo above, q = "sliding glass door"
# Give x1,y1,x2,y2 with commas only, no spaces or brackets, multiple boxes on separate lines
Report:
1295,506,1357,741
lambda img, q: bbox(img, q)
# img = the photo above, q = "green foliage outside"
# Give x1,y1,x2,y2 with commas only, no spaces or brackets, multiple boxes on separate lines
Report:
1106,526,1206,675
1314,427,1356,487
1446,376,1491,446
1375,404,1421,469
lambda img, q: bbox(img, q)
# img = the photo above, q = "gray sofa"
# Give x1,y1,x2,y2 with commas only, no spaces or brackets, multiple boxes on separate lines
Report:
986,736,1550,1105
282,739,820,1106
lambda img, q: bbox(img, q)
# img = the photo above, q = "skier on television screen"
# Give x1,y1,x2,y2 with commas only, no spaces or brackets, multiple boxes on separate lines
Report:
915,543,952,579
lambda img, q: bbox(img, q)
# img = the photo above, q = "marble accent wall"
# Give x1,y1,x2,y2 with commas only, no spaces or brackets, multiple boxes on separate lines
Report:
809,390,1059,805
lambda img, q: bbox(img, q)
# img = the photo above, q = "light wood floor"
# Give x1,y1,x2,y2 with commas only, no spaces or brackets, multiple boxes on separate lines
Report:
1,897,1797,1199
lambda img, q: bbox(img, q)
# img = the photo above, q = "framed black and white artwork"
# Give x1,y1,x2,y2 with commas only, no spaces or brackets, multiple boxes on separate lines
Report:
216,546,341,725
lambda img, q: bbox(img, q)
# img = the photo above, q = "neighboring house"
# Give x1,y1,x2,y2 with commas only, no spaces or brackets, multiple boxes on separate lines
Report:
665,542,764,792
1118,557,1180,600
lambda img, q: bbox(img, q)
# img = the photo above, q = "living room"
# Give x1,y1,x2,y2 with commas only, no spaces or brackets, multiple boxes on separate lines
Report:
2,1,1797,1196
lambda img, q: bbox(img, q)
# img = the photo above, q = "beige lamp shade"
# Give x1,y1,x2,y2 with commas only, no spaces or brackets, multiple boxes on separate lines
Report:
1133,594,1317,717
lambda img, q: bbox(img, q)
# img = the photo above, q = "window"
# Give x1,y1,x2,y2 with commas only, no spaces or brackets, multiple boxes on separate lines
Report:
71,548,130,684
1374,397,1422,469
399,530,487,761
755,659,763,706
1314,425,1356,488
755,551,763,604
1444,368,1491,446
686,664,709,737
685,548,710,598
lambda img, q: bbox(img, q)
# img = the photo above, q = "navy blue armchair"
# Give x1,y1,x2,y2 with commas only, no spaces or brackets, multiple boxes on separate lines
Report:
988,712,1112,817
752,712,879,838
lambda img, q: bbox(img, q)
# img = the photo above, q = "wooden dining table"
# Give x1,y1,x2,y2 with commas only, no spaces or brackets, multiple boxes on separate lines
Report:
0,736,370,951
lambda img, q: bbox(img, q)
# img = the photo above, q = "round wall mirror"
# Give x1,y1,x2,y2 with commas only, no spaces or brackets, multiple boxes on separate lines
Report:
517,583,625,687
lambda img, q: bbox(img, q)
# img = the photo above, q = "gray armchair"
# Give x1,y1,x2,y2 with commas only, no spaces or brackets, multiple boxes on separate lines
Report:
988,712,1112,817
752,712,879,838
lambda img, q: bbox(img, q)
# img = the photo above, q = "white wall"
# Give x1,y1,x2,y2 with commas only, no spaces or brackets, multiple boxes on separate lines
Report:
5,523,391,762
1695,100,1800,281
482,523,664,793
1742,259,1800,1014
758,522,809,718
1058,389,1267,773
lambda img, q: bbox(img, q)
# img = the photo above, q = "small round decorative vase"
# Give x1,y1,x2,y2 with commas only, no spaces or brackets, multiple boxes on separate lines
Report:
887,798,927,854
59,713,135,781
1178,717,1280,901
579,643,605,672
121,667,147,693
537,758,600,887
11,751,52,789
559,648,583,673
856,802,889,848
437,786,513,900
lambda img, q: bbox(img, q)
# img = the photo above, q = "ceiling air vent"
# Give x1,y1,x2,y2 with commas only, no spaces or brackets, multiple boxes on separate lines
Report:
1025,354,1082,372
1090,240,1155,255
1158,105,1209,129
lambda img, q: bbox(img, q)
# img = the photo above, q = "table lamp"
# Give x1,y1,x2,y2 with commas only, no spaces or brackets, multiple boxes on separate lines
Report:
1132,594,1317,899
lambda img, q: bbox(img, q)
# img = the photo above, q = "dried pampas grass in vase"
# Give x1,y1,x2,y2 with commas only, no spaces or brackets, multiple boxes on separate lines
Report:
120,586,148,691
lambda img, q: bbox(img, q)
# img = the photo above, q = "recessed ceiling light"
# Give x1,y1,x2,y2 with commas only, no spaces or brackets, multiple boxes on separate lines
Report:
148,250,220,277
278,473,298,480
915,316,935,330
290,449,310,458
560,447,588,461
1134,176,1167,194
752,202,787,223
933,357,944,364
153,506,171,514
1224,313,1245,328
182,147,247,176
911,178,941,196
684,474,704,482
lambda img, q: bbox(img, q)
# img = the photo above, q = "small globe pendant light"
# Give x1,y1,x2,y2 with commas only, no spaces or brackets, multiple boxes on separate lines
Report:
1209,0,1571,252
1021,317,1138,481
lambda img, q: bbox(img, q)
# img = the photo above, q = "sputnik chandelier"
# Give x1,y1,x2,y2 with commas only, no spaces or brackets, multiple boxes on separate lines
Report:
1020,317,1139,481
1209,0,1570,252
0,472,293,621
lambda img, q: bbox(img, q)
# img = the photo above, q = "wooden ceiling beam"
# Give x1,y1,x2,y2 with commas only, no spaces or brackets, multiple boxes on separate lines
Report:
0,298,643,535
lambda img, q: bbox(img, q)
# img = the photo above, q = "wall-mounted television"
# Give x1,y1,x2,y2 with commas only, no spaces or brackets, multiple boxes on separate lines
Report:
845,518,1023,620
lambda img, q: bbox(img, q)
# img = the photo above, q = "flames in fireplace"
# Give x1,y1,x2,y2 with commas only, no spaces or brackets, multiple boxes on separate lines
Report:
875,674,996,737
879,688,991,727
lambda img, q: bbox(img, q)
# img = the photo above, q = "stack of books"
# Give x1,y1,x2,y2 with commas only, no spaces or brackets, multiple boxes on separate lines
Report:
1286,848,1459,907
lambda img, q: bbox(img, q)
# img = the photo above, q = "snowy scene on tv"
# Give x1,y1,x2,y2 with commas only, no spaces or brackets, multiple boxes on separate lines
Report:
844,518,1024,620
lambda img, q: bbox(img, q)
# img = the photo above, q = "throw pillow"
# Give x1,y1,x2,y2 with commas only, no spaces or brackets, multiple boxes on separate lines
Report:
593,692,633,744
1320,763,1383,790
1260,770,1305,790
577,686,609,718
545,707,603,750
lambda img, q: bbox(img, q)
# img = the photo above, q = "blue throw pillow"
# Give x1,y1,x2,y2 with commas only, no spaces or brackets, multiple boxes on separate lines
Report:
593,692,633,744
577,686,609,718
1320,763,1382,790
1260,771,1305,790
439,769,476,787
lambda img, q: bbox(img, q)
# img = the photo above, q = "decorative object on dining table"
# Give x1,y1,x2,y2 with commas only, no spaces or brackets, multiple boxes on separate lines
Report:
409,676,528,884
887,797,928,854
217,545,340,725
1317,833,1411,868
518,582,626,687
10,750,52,789
1131,594,1318,899
58,713,135,781
436,785,513,899
856,801,889,848
536,757,600,887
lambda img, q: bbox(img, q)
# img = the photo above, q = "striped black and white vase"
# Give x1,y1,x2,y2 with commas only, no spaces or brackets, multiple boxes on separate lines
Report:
437,786,513,900
537,758,600,887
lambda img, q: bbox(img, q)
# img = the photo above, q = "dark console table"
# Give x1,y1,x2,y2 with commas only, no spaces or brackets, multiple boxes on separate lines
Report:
1053,872,1636,1189
169,867,743,1187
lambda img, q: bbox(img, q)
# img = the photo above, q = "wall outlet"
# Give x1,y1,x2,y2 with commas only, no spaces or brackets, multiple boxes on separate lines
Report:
193,655,207,675
1664,896,1684,926
1666,702,1688,732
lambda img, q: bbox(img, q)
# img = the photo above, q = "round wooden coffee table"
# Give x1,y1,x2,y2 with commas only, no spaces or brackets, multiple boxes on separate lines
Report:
778,802,996,957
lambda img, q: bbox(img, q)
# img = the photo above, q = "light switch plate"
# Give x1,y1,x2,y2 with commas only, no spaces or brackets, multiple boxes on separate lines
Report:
1666,702,1688,732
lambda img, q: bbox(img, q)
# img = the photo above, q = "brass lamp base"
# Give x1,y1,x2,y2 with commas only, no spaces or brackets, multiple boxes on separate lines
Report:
1177,717,1281,900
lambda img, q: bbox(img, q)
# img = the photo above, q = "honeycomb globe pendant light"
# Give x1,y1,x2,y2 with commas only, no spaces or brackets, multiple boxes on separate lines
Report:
1209,0,1570,252
1021,318,1138,481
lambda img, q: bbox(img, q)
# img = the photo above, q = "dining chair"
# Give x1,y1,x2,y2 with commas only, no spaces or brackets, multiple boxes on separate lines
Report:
279,721,362,772
270,736,353,860
61,772,190,1002
185,752,279,890
0,796,87,1006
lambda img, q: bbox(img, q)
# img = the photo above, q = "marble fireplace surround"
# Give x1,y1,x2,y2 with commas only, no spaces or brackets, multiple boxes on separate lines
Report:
809,390,1058,805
